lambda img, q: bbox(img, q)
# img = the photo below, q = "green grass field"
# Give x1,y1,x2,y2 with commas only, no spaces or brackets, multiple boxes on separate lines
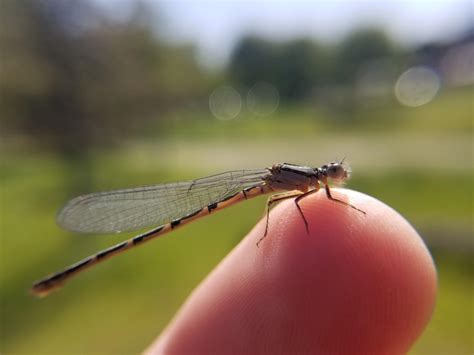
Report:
1,87,472,354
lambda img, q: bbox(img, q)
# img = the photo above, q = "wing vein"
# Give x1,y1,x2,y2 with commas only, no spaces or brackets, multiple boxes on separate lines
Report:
57,169,269,233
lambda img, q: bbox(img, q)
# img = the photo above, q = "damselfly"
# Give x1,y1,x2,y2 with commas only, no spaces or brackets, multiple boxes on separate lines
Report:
31,161,365,297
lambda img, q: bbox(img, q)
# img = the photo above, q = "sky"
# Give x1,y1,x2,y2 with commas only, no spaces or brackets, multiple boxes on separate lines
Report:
97,0,473,67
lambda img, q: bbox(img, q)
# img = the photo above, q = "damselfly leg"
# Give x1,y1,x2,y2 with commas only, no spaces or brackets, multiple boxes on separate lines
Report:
324,184,366,214
258,191,304,247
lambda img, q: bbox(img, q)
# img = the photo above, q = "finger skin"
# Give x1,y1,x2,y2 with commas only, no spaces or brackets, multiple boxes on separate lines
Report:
146,189,437,355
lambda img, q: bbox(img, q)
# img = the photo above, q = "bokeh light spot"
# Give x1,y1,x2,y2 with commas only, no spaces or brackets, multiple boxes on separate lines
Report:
247,82,280,116
209,86,242,120
395,66,440,107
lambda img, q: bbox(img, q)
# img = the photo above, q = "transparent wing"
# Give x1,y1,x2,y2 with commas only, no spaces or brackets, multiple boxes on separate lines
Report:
57,169,269,234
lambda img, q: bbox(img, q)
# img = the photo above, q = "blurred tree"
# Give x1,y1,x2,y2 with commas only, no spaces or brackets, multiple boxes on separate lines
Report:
314,28,397,116
229,31,397,104
229,36,330,101
228,36,278,88
275,39,330,100
2,0,104,156
0,0,207,157
333,28,395,84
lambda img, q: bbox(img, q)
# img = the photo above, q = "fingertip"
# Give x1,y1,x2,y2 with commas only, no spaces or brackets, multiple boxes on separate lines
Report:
251,188,437,353
148,189,437,354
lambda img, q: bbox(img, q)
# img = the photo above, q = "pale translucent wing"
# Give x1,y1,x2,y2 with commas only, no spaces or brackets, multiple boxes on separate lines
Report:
57,169,268,234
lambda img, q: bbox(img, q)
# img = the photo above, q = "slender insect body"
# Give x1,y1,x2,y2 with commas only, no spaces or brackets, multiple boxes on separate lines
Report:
31,160,363,297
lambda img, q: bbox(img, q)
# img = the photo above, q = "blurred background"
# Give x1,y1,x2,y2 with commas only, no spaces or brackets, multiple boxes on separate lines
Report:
0,0,472,353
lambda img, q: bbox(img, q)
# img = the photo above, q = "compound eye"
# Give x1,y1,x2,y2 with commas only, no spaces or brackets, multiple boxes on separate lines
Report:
327,164,345,179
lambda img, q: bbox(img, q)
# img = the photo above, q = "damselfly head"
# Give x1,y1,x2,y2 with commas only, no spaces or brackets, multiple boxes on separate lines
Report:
322,161,351,183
